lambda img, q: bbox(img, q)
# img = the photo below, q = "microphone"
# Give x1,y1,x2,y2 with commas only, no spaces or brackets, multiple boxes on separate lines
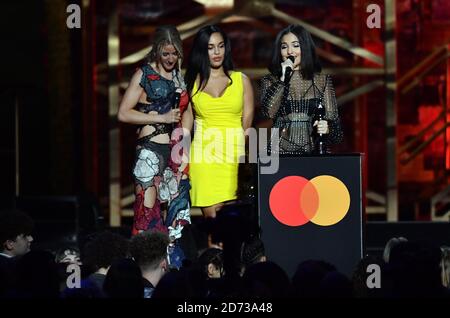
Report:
173,91,181,109
315,101,326,155
172,90,182,130
284,55,295,84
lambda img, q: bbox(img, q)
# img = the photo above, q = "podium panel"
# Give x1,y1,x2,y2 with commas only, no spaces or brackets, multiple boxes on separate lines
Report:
258,154,364,277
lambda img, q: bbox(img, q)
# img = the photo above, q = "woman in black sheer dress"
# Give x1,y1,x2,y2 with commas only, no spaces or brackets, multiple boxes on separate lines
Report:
260,25,343,155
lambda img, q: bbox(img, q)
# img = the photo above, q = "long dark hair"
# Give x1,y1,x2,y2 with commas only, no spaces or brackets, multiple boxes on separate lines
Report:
269,25,321,80
185,25,234,97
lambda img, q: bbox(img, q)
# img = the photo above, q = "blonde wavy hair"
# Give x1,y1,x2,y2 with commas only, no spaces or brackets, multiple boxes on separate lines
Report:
147,25,183,72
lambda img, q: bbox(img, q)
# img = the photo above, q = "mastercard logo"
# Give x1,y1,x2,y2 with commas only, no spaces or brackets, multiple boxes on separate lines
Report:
269,175,350,227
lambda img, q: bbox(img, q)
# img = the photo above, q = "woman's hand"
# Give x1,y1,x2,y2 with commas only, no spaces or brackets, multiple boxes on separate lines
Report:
280,58,294,82
313,120,329,135
161,109,181,123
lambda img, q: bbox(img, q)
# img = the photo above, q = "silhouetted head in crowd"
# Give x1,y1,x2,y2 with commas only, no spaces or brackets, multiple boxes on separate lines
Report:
319,271,353,298
130,231,170,291
387,240,447,297
15,250,60,298
199,248,224,279
383,236,408,263
242,261,291,298
292,260,336,298
103,258,144,298
55,246,82,266
152,269,202,298
82,231,129,275
0,210,34,257
240,236,266,275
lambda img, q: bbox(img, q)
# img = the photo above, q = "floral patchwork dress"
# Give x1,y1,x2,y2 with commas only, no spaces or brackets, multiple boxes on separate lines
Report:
132,64,191,243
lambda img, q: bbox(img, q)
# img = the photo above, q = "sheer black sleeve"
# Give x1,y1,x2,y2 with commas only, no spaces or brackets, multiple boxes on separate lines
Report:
323,74,343,145
259,74,286,119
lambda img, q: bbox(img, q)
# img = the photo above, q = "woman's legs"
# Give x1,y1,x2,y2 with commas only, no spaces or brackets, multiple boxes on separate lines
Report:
164,177,192,269
165,178,191,240
132,184,166,236
132,140,171,236
201,203,225,248
144,185,156,208
201,203,224,219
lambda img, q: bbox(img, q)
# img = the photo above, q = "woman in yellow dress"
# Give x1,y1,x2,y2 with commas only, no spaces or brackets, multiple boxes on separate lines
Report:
185,25,254,220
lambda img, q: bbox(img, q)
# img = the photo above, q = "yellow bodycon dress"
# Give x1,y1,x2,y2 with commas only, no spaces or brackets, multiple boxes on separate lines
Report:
189,71,245,207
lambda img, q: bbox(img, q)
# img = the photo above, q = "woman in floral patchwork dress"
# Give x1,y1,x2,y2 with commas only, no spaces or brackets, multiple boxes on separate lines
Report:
118,25,193,256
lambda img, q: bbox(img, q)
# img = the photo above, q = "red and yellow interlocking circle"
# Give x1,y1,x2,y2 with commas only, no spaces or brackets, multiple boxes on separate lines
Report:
269,175,350,227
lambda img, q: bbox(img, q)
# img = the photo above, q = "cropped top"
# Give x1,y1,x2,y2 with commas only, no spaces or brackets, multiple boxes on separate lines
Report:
136,64,189,140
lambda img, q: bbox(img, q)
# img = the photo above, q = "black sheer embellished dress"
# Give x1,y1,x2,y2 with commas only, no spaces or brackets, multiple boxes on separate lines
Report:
260,71,343,155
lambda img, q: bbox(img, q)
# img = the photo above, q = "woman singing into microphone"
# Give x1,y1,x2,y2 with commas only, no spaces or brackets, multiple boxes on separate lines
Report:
260,24,343,155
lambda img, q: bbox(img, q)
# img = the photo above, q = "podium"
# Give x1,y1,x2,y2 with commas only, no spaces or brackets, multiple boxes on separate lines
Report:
258,154,364,277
